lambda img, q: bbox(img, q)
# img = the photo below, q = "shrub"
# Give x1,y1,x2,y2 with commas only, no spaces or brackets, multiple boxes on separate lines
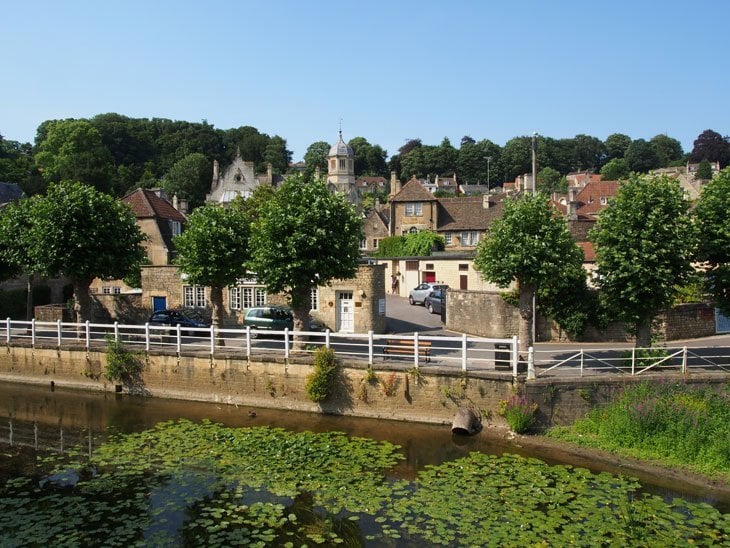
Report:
499,394,538,434
380,373,398,397
104,336,143,387
304,347,340,403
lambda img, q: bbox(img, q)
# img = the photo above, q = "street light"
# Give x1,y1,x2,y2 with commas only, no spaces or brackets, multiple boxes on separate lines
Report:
530,132,538,346
486,156,492,191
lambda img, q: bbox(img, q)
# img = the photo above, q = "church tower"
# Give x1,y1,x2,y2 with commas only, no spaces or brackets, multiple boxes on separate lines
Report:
326,130,357,203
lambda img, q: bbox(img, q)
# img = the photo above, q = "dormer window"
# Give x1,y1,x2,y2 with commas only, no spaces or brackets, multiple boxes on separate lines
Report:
600,196,607,205
170,220,181,236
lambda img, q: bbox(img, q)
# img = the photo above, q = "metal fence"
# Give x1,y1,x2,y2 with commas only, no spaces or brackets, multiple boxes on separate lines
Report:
5,318,730,379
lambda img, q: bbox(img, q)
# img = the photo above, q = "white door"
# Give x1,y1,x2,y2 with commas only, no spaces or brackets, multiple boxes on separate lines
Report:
337,291,354,333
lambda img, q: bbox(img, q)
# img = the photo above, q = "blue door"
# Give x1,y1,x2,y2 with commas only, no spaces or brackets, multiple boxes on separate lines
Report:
152,296,167,312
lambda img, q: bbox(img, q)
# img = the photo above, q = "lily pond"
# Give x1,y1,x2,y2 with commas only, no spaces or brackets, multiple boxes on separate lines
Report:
0,383,728,546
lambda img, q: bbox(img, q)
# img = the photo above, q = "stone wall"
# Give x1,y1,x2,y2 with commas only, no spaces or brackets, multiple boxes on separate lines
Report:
1,343,727,429
659,303,716,341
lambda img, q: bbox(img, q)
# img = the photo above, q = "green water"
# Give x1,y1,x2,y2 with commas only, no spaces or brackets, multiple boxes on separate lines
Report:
0,382,728,546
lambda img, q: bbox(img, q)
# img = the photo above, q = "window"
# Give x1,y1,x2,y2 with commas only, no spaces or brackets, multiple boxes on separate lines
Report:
170,220,181,237
461,231,479,246
444,232,453,246
405,202,422,216
425,263,434,270
112,287,121,295
372,238,379,249
359,239,367,250
241,287,267,309
102,286,111,295
229,286,241,310
310,288,319,311
183,285,206,308
459,263,469,271
600,196,607,205
409,227,418,234
339,159,346,170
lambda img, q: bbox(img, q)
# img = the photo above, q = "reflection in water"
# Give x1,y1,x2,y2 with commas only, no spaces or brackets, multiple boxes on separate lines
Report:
0,381,727,512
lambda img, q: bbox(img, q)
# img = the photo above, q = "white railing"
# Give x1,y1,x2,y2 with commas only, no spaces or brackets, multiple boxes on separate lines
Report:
2,318,520,376
5,318,730,378
531,345,730,378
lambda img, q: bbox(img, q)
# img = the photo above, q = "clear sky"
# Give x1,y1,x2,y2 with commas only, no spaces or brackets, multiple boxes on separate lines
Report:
1,1,727,161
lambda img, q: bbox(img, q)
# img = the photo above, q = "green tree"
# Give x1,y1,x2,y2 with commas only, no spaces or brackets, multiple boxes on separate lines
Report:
174,200,250,328
501,136,532,181
474,193,584,351
695,159,713,180
34,120,115,193
263,135,292,174
571,134,606,171
0,181,145,323
348,137,388,176
161,152,211,208
303,141,330,177
624,138,660,174
693,168,730,314
589,174,695,347
650,134,683,167
604,133,632,161
223,125,270,170
600,158,630,181
249,175,362,335
537,167,565,193
456,139,501,186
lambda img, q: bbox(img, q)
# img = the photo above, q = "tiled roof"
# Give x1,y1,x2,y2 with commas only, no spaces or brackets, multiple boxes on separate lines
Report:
123,188,187,222
391,177,439,202
356,176,387,187
437,196,504,231
575,180,619,217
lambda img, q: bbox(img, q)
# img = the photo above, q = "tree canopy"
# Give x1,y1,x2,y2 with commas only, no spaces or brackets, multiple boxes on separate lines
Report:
0,181,145,323
174,199,251,327
692,168,730,314
249,174,362,332
690,129,730,168
590,174,695,347
474,193,584,350
161,152,211,208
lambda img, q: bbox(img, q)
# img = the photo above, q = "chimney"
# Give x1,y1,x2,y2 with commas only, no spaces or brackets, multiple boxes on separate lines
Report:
390,171,399,197
212,159,219,188
178,199,188,215
173,194,179,210
568,186,579,220
482,194,491,209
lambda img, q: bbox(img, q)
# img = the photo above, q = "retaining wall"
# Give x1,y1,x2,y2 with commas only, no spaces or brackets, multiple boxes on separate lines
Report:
0,343,726,429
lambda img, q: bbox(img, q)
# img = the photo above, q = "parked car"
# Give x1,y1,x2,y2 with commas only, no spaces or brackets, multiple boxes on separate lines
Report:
243,305,294,337
409,283,449,305
148,309,210,335
424,289,445,315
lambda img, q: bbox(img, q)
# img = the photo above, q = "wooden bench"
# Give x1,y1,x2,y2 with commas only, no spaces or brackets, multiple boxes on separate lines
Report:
383,339,432,362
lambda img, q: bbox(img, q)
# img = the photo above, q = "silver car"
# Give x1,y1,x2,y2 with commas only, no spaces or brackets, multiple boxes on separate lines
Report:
409,283,448,305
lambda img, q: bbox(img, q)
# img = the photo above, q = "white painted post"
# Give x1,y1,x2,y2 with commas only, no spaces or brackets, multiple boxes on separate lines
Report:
325,329,331,349
580,349,584,377
461,333,468,372
368,331,373,365
284,328,290,361
511,335,519,379
114,321,119,341
85,321,90,350
56,319,62,348
682,346,687,374
6,318,10,344
31,318,36,347
245,326,251,359
144,323,150,352
631,347,636,375
209,325,215,355
527,346,535,380
176,325,181,354
413,332,420,369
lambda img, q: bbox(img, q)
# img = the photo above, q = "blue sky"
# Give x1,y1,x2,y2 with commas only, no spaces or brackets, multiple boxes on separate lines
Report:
1,1,727,161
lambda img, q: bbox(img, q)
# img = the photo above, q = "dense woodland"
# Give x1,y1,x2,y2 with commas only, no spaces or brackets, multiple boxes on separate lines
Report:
1,113,728,207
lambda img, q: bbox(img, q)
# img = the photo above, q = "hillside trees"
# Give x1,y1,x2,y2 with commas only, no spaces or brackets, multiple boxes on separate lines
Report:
303,141,330,177
249,174,362,337
0,181,145,323
348,137,388,176
174,199,251,328
690,129,730,168
161,153,211,208
474,193,585,351
692,168,730,314
590,174,695,347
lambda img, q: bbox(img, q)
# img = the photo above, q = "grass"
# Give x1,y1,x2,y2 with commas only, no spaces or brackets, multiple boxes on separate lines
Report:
547,381,730,479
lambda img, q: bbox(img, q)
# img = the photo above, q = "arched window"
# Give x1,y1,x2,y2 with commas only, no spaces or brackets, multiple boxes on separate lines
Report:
409,227,418,234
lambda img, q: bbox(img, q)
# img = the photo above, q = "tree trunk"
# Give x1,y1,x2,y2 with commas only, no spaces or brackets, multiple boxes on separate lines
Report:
635,319,652,348
210,285,225,345
72,277,94,325
289,286,311,351
518,281,535,353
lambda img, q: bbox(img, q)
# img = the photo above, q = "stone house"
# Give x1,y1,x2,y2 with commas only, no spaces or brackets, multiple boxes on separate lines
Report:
205,148,281,205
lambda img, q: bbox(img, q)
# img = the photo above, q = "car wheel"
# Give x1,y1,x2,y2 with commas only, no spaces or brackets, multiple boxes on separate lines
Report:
408,296,415,305
427,303,434,314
